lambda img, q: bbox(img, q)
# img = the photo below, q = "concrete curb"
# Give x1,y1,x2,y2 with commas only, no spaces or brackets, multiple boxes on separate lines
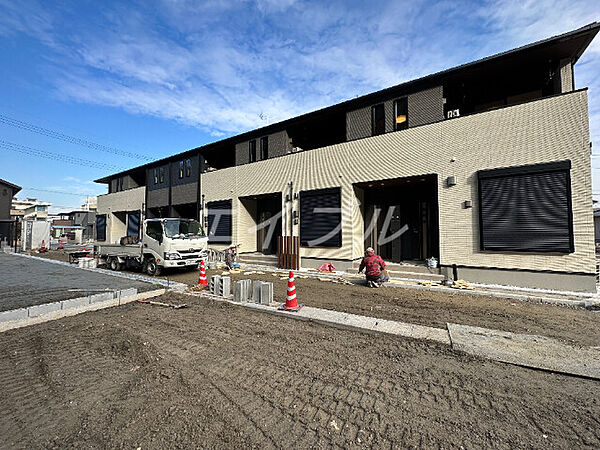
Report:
0,288,166,333
189,291,600,379
8,252,187,292
188,291,451,344
447,323,600,380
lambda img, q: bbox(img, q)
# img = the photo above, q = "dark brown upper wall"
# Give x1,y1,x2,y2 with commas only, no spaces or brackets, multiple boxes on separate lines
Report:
235,130,292,166
346,86,444,141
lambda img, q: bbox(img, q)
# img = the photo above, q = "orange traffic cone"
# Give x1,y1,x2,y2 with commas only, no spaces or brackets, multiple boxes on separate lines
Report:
40,240,47,252
279,270,302,311
198,259,208,286
58,240,63,250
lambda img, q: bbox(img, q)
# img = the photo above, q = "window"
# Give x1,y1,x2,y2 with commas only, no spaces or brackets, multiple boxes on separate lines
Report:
185,159,192,177
96,214,106,241
249,140,257,163
153,169,158,184
300,188,342,247
260,136,268,160
371,104,385,136
478,161,574,253
146,221,163,241
127,212,140,238
394,97,408,131
159,167,165,183
119,177,124,191
207,200,232,243
179,161,184,178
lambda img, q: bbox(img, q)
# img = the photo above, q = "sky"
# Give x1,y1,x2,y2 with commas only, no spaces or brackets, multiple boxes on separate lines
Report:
0,0,599,213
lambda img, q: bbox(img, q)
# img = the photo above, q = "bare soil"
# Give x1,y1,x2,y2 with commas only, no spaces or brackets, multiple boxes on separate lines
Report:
33,250,600,346
1,292,599,449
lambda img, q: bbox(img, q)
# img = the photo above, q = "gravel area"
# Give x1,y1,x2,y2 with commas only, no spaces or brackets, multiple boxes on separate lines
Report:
0,292,599,449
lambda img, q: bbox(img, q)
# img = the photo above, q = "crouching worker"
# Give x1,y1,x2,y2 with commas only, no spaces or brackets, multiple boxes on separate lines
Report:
358,247,389,288
225,244,237,270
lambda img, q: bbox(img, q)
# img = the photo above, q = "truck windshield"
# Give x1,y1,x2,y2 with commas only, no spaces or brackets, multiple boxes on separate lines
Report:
163,219,205,239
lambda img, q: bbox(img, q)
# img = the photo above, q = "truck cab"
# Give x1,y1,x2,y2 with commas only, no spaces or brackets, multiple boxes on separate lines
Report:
142,218,208,274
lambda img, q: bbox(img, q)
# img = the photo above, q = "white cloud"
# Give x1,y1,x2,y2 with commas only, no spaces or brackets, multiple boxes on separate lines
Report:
1,0,599,145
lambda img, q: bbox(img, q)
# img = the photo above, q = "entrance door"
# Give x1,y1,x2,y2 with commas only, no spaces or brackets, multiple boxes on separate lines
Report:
256,196,282,255
376,201,424,263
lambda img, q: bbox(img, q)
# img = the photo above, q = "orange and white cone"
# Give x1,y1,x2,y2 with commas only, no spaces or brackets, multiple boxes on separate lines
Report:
279,270,302,311
40,240,47,252
198,259,208,286
57,240,63,250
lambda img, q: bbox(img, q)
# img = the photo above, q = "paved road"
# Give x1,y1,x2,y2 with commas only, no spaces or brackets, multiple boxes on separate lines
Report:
0,253,151,311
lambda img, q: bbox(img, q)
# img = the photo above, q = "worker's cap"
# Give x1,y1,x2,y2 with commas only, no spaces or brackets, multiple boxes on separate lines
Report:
365,247,374,253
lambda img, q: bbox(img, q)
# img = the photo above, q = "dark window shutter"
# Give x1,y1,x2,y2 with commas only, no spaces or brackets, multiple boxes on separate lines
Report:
478,161,573,253
96,215,106,241
207,200,232,243
127,212,140,238
300,188,342,247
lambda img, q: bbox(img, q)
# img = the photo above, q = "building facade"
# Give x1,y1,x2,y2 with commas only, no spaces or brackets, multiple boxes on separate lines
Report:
0,178,22,245
95,24,599,291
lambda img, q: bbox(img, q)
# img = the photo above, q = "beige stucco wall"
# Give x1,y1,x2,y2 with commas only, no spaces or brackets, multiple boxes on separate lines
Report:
97,186,145,243
201,90,594,274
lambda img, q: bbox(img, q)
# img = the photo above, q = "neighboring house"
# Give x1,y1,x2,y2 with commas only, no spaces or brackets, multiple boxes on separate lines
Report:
0,178,22,245
11,198,52,220
68,210,97,242
95,23,599,292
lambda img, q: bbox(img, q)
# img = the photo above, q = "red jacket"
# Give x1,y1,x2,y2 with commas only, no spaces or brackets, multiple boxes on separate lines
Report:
359,253,386,277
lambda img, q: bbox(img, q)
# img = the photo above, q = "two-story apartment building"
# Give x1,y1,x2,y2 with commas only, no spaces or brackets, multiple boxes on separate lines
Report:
95,23,599,291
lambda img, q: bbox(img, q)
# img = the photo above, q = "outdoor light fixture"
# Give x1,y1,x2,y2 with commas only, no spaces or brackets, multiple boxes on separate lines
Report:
447,176,457,187
463,200,472,208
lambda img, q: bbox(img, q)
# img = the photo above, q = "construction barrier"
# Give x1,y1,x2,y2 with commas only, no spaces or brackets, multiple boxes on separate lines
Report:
279,270,302,311
198,259,208,286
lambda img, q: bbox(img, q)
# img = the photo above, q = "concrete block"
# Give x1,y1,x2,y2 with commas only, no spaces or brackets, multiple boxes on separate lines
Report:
89,292,114,304
252,281,263,303
61,296,91,310
219,277,231,297
0,308,28,322
242,279,252,301
28,302,62,318
260,282,273,305
233,280,248,302
118,288,138,299
210,275,221,295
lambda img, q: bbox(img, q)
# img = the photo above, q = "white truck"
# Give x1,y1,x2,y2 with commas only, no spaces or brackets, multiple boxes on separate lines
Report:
95,218,208,276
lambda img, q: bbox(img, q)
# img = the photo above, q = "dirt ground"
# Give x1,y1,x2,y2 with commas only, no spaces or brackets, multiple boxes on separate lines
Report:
0,292,599,449
33,250,600,346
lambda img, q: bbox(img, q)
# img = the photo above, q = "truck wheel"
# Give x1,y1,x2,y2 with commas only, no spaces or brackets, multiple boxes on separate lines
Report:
109,257,121,271
145,257,161,276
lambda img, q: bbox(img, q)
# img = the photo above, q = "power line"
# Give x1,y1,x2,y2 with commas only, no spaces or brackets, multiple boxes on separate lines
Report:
20,187,99,197
0,113,152,161
0,139,123,170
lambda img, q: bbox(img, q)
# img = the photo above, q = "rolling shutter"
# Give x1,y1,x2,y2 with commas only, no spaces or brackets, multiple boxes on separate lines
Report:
96,214,106,241
300,188,342,247
478,161,573,253
207,200,232,244
127,212,140,238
